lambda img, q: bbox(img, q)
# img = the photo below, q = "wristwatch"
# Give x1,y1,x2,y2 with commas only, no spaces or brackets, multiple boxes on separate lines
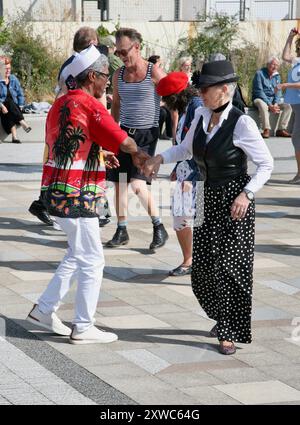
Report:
243,189,254,201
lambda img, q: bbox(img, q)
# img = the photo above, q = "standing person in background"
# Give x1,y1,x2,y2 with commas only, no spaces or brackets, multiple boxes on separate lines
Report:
26,46,149,344
0,56,31,144
279,27,300,184
252,57,292,138
107,27,169,251
170,56,194,142
156,71,203,276
143,61,273,355
101,35,123,108
177,56,193,81
148,55,173,140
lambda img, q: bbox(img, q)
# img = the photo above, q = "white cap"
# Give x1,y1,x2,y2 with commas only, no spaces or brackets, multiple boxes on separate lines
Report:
67,45,101,78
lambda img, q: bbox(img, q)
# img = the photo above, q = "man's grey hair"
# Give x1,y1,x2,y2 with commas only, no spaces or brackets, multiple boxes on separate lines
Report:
75,54,109,84
267,56,280,65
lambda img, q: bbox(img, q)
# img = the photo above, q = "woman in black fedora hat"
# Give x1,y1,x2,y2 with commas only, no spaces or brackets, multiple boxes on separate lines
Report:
142,60,273,355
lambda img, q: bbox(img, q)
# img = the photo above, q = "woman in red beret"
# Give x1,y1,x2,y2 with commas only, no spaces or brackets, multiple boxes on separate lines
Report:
156,71,203,276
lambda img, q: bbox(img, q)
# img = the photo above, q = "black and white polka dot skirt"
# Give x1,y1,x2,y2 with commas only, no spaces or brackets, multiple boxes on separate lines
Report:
192,174,255,344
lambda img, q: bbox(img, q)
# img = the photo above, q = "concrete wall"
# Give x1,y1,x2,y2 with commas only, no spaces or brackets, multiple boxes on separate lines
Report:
2,0,78,21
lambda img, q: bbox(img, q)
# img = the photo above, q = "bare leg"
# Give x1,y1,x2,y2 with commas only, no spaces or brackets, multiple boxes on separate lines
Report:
175,227,192,267
19,119,31,131
114,181,129,221
130,178,159,217
11,125,17,140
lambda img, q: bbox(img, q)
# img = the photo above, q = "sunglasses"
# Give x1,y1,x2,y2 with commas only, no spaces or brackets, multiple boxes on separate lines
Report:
115,44,135,58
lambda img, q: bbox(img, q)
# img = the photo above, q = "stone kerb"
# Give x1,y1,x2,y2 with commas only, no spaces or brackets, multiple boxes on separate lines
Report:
245,107,294,135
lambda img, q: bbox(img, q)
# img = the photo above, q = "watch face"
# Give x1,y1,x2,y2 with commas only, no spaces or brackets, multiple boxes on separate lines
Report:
247,191,254,200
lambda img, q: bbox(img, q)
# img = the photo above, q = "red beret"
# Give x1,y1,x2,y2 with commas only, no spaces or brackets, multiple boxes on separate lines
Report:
156,72,189,96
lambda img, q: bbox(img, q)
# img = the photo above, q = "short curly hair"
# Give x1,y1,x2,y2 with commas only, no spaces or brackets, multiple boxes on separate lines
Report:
162,85,199,114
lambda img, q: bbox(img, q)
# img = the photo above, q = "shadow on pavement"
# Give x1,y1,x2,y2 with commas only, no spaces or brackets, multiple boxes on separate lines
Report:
255,243,300,257
11,318,225,353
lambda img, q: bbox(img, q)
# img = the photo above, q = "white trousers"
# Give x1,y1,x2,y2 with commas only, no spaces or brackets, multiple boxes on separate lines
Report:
38,217,104,332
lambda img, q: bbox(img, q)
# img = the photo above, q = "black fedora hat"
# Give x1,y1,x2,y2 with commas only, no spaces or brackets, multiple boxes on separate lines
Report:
195,60,239,88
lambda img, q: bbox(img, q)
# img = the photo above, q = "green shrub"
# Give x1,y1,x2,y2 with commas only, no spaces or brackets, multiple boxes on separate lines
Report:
0,17,62,103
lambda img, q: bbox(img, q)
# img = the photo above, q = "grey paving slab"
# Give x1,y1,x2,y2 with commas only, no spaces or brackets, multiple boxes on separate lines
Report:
215,380,300,405
1,138,300,404
252,306,293,321
208,367,271,384
258,279,300,295
180,385,241,405
149,344,234,364
284,277,300,289
117,349,171,374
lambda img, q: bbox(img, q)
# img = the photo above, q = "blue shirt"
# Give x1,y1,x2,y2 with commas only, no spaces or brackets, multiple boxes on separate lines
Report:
252,67,281,105
0,74,25,106
284,60,300,105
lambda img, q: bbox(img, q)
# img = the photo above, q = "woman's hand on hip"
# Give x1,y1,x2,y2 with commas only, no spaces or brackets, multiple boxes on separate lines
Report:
230,192,250,220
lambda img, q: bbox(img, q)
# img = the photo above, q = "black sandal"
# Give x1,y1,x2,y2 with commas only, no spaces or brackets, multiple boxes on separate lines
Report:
168,265,192,276
25,127,32,133
12,139,21,144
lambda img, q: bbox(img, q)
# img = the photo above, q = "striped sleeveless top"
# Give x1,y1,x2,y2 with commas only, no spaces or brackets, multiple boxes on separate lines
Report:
118,62,160,129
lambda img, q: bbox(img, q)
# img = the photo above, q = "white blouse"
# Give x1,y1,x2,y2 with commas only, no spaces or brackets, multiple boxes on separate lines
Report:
161,102,274,193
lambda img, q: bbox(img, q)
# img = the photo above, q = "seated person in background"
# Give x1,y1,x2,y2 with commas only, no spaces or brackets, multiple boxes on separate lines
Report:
0,56,31,144
148,55,173,140
252,56,292,138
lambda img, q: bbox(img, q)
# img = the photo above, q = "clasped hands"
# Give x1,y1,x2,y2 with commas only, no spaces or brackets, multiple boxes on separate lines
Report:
103,150,160,173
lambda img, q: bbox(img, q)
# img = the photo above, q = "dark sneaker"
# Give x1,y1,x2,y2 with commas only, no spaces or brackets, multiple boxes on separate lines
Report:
98,217,110,227
12,139,21,144
29,200,53,226
106,227,129,247
276,129,291,137
149,223,168,251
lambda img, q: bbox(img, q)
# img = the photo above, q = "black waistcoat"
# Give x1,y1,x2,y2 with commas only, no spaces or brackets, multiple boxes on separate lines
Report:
192,106,247,187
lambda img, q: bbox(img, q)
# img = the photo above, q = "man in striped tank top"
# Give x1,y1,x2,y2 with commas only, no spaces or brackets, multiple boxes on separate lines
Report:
107,27,169,251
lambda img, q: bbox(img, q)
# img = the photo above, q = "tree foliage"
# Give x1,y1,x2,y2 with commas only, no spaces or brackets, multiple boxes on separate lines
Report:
0,17,62,102
179,13,239,63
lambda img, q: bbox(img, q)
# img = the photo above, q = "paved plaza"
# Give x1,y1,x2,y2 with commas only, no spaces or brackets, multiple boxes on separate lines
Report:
0,127,300,405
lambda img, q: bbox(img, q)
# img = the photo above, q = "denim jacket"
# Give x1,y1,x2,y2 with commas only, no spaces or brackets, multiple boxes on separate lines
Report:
0,75,25,106
252,67,281,105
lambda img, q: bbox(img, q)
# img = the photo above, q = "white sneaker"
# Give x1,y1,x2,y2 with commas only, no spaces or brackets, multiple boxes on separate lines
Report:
26,304,71,336
69,325,118,345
